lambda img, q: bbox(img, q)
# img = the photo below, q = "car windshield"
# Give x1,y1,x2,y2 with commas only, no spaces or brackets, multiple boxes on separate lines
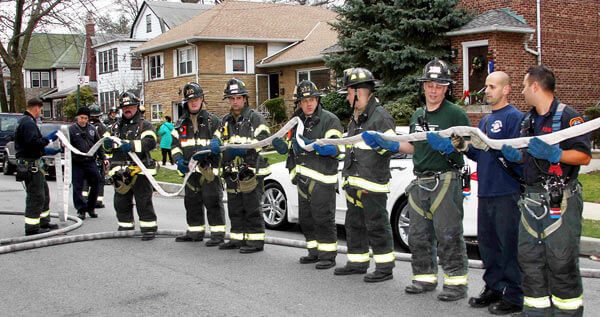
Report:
0,116,21,132
39,124,63,136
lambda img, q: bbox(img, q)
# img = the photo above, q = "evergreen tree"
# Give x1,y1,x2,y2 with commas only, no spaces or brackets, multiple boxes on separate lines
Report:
325,0,471,107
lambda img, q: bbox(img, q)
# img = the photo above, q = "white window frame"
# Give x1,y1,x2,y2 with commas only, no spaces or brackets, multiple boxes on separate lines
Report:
175,47,195,76
151,103,162,122
31,71,40,88
225,45,254,74
461,39,488,93
147,53,164,81
146,14,152,33
296,67,330,90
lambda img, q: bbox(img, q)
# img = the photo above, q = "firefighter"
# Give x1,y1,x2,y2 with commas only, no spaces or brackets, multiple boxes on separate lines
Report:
104,107,118,126
279,80,344,269
15,98,60,235
211,78,270,253
82,104,109,209
171,82,226,246
366,58,471,299
335,68,396,283
103,92,159,241
501,65,590,316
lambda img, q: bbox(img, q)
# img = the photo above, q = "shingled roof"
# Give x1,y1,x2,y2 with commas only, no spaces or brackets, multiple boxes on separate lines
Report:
446,8,534,36
130,1,214,38
23,33,84,69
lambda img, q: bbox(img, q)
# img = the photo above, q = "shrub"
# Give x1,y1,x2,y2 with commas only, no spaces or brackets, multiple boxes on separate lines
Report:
584,105,600,149
64,86,96,120
264,97,287,124
383,100,416,125
321,91,351,124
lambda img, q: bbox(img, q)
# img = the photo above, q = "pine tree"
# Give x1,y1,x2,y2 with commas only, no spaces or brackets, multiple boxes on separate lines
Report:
325,0,471,107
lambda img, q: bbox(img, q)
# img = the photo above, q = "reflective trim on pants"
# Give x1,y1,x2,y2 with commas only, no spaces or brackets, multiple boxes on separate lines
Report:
345,192,363,208
347,252,370,263
188,226,205,232
40,210,50,218
246,233,265,241
230,232,244,240
139,220,157,228
306,240,318,249
318,242,338,252
524,296,551,309
25,217,40,225
97,196,104,202
443,274,468,285
118,222,134,228
210,225,226,233
413,274,438,283
373,251,395,263
552,294,583,310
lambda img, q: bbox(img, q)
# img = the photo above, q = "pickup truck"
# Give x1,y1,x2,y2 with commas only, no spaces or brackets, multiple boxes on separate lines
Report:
0,113,25,171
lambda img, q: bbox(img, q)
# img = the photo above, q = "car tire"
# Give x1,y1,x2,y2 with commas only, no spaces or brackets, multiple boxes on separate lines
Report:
261,181,290,230
391,199,410,252
3,153,15,175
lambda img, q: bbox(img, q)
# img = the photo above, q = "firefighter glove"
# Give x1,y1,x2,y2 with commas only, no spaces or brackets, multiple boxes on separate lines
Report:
103,138,114,149
313,144,336,156
361,131,399,152
44,148,60,156
192,147,209,161
210,137,222,154
291,138,304,153
44,130,58,142
272,137,288,154
527,137,562,163
119,142,132,153
450,134,468,152
299,135,314,145
176,158,189,174
501,145,521,163
469,133,489,151
427,132,454,154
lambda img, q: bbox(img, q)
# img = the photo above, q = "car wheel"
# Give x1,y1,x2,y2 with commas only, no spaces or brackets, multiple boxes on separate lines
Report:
261,181,289,230
391,199,410,252
3,154,15,175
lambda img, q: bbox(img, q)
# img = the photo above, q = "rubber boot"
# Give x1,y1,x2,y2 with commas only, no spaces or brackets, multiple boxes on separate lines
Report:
333,265,367,276
205,237,224,247
299,255,319,264
87,209,98,218
405,281,438,294
438,286,467,302
364,270,393,283
240,245,264,254
141,231,156,241
40,223,59,230
77,210,86,220
218,240,241,250
175,231,204,242
25,227,50,236
315,259,336,270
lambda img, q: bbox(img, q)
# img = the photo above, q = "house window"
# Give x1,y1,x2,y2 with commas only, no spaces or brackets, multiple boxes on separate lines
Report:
146,14,152,33
130,47,142,70
43,102,52,118
232,47,245,72
31,72,40,88
99,90,119,112
148,54,162,80
151,103,162,122
41,72,50,88
178,48,194,76
52,70,57,87
225,45,254,74
98,49,118,74
30,71,50,88
297,68,330,91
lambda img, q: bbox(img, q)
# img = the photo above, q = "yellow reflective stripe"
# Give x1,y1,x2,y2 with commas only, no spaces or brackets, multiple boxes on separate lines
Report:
230,232,244,240
552,295,583,310
133,140,142,152
82,191,89,197
249,166,271,176
324,129,342,139
289,167,297,182
383,129,395,136
139,168,157,176
345,192,363,208
40,210,50,218
140,130,157,141
24,217,40,225
295,165,337,184
139,220,157,228
346,176,389,193
210,225,226,232
318,242,338,252
118,222,134,228
227,135,253,144
102,131,111,137
306,240,317,249
97,196,104,202
171,130,179,138
373,252,395,263
254,124,270,137
443,274,468,285
246,233,265,240
172,147,183,156
347,252,370,263
213,130,222,139
188,226,205,232
413,274,438,283
524,296,551,309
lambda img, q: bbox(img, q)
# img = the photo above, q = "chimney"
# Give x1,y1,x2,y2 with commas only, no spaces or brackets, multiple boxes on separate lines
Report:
85,16,96,82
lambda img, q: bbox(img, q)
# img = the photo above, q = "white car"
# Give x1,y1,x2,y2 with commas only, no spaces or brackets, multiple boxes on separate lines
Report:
261,128,479,251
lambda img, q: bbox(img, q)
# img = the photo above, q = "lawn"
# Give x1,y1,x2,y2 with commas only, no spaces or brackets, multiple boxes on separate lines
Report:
580,172,600,203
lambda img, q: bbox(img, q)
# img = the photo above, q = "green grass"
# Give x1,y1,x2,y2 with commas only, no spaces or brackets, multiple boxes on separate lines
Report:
583,219,600,239
262,152,287,164
580,172,600,203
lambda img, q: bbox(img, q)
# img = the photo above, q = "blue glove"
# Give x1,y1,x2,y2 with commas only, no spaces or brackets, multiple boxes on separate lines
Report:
210,138,222,154
44,130,58,142
103,138,114,149
299,135,314,145
527,137,562,163
313,144,336,156
44,148,59,156
501,145,522,163
427,133,454,154
226,148,247,157
192,147,209,161
176,158,189,174
272,137,288,154
291,138,304,153
361,131,399,152
119,142,132,153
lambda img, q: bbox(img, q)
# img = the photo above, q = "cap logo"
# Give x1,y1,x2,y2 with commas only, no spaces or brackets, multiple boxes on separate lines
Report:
358,72,366,79
186,88,195,96
230,84,239,90
429,66,442,74
431,73,439,78
350,74,357,80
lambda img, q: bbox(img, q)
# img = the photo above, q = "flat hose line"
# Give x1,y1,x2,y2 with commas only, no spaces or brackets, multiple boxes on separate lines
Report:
1,214,600,279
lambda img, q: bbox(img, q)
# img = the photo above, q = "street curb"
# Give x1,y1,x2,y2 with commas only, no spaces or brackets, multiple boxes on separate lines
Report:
580,237,600,255
156,181,184,197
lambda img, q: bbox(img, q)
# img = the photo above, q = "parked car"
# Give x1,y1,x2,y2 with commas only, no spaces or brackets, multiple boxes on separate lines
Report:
0,113,25,172
261,128,479,251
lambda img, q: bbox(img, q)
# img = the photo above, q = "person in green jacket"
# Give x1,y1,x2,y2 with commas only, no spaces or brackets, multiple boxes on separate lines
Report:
158,116,174,165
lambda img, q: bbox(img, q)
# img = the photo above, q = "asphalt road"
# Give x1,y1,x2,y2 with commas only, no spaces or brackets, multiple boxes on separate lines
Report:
1,175,600,316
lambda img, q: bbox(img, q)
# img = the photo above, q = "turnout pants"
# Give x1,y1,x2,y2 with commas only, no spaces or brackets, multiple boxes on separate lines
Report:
73,161,101,212
478,194,523,306
406,172,468,291
225,177,265,248
184,172,225,239
518,181,584,316
344,187,395,273
114,174,157,232
24,168,51,233
298,177,337,261
83,161,105,205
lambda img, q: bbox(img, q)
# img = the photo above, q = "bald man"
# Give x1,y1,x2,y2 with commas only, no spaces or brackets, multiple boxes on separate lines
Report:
455,72,525,314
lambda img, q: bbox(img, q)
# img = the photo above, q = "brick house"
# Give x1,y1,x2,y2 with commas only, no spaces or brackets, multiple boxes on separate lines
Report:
134,1,337,122
450,0,600,125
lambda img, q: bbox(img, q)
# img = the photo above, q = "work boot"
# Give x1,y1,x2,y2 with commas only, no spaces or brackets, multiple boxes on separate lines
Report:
95,202,105,208
299,255,319,264
239,245,264,254
25,228,50,236
333,265,367,276
175,232,204,242
315,260,336,270
141,231,156,241
437,286,467,302
87,210,98,218
205,237,224,247
118,227,134,231
40,223,59,230
405,281,437,294
77,210,86,220
468,286,501,308
364,270,393,283
218,240,241,250
488,299,523,315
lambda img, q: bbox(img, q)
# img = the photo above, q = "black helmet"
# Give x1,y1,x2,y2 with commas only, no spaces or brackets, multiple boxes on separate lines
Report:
417,58,455,85
109,107,118,114
88,104,102,116
341,67,377,90
183,82,204,102
118,91,140,108
223,78,249,99
293,80,321,103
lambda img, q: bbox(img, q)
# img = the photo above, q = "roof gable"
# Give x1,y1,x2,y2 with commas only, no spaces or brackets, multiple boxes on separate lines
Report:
23,33,84,69
446,8,534,36
130,0,213,39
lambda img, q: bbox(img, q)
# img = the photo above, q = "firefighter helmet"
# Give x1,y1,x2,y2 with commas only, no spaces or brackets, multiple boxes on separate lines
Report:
293,80,322,103
88,104,102,117
341,67,377,89
118,91,140,108
183,82,204,102
417,58,455,85
223,78,249,99
109,107,118,114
